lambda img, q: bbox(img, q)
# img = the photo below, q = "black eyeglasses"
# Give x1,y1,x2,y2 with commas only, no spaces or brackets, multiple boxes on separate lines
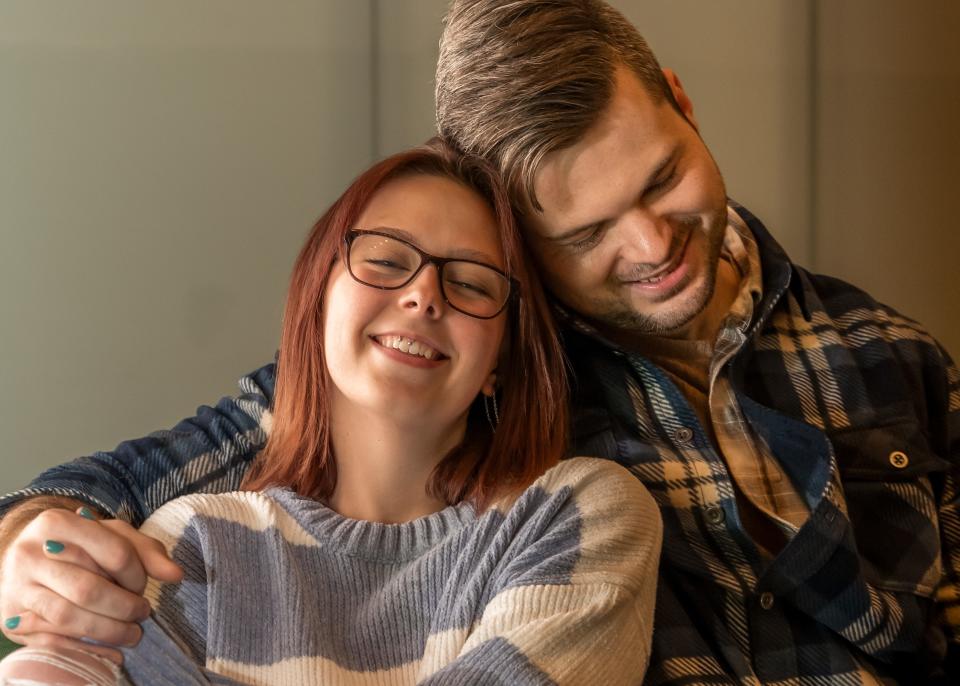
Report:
343,229,516,319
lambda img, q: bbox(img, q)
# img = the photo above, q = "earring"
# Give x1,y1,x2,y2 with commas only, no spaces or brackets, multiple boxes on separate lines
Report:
484,392,499,431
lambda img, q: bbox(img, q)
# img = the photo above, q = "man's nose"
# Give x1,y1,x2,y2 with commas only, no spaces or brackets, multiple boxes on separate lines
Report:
397,264,445,318
614,208,675,267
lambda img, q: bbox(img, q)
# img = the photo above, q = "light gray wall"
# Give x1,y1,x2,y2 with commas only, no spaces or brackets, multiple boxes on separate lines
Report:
375,0,448,155
0,0,374,494
2,1,957,495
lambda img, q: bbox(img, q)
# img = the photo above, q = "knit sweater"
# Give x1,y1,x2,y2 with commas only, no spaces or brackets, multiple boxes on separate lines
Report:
120,458,661,685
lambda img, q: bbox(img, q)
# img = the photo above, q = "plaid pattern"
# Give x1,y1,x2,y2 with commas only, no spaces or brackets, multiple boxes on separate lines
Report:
1,204,957,683
709,213,812,538
0,365,276,525
565,204,960,684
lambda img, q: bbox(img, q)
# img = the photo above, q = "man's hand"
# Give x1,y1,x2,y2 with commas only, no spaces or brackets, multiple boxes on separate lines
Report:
0,497,183,664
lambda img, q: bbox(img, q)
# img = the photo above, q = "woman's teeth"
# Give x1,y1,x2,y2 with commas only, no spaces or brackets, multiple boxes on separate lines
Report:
376,335,439,360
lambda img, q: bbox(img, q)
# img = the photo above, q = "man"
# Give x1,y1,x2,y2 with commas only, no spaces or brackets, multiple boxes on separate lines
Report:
1,1,958,682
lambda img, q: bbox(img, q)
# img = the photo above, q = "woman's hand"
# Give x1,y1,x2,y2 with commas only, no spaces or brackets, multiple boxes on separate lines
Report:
0,503,183,664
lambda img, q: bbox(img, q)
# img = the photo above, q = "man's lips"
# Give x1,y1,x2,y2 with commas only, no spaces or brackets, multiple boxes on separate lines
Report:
620,229,693,285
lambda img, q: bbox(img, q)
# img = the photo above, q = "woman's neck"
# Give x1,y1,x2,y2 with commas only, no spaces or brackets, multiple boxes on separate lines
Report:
326,399,464,523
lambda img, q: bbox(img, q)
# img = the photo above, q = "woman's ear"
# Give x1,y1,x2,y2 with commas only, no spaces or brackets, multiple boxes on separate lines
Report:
481,371,497,397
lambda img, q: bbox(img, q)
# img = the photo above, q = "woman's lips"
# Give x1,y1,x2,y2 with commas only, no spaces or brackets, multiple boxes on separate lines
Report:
370,335,448,369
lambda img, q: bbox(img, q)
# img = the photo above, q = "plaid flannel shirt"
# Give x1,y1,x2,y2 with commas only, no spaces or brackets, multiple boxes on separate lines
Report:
2,204,958,684
566,204,960,684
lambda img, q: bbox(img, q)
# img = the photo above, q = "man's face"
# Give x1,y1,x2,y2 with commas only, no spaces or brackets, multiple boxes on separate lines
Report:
526,66,729,337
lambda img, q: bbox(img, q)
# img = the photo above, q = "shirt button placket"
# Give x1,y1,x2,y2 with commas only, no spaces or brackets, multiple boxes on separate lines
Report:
759,592,775,610
888,451,909,469
705,505,725,526
673,426,694,445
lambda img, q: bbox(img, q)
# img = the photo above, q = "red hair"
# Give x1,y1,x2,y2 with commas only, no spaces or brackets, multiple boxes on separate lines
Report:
242,139,567,510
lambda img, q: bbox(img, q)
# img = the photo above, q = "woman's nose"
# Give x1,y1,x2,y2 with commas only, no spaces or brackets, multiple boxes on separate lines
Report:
397,264,445,318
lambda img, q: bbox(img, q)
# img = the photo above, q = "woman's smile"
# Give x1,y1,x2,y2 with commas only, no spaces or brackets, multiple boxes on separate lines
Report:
371,334,448,367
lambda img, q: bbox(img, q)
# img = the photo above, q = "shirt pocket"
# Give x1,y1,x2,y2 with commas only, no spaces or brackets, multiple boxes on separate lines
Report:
832,423,950,597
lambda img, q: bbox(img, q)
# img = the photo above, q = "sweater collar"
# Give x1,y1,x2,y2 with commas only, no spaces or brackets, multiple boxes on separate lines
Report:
266,487,478,563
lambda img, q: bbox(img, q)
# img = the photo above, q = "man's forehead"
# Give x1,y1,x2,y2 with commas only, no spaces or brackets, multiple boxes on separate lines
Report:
527,68,682,239
529,137,674,240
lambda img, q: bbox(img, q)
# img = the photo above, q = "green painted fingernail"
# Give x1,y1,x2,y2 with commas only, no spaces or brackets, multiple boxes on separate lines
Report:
79,507,96,520
44,540,66,554
4,616,20,630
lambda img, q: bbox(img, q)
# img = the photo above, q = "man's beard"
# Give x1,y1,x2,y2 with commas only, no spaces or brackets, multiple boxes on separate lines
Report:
593,211,727,337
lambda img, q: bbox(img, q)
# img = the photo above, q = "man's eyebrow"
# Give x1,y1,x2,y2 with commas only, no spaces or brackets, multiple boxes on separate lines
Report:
643,146,682,192
548,146,683,244
371,226,501,265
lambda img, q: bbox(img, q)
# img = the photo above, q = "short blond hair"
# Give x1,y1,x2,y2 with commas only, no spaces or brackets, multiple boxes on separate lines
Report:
436,0,677,211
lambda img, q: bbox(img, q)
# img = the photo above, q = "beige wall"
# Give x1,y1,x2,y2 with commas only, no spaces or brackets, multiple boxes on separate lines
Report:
614,0,814,266
1,1,956,495
815,0,960,353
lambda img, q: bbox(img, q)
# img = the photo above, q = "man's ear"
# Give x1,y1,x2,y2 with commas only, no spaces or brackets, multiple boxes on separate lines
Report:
662,68,698,130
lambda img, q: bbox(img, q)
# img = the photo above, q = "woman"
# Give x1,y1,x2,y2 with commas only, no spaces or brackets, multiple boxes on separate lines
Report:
0,140,661,685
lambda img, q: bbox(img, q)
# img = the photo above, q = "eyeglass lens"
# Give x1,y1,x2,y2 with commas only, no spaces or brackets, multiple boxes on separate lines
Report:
348,233,510,318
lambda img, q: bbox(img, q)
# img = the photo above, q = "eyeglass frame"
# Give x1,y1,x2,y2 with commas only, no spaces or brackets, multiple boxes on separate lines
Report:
342,229,518,320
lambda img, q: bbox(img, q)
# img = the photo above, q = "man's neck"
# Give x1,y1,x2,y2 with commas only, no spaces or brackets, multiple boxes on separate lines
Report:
677,257,740,342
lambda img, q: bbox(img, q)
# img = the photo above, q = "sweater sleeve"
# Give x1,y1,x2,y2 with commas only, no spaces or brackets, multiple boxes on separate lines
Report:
121,495,221,684
0,363,275,526
421,458,662,686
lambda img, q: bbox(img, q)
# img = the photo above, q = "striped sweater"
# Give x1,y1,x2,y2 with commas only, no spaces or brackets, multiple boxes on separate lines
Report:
120,458,662,685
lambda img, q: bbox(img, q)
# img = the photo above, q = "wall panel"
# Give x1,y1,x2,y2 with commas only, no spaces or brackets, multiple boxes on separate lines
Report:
0,0,373,494
815,0,960,354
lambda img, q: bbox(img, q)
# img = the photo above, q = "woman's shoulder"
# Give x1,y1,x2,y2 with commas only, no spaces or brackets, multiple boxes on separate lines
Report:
492,457,661,551
488,457,662,594
514,456,658,519
139,489,313,553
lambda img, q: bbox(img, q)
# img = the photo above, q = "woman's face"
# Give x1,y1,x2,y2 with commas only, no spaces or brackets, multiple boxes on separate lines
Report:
323,173,508,432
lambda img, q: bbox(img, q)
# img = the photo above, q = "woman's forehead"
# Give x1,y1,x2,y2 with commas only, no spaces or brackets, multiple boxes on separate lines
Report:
359,174,505,264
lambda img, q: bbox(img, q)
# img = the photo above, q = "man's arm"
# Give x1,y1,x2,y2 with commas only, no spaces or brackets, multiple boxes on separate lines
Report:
934,346,960,677
0,362,274,655
0,362,275,526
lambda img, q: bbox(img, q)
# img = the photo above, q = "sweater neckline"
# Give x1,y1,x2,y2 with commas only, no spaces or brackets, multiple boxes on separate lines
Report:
265,487,478,562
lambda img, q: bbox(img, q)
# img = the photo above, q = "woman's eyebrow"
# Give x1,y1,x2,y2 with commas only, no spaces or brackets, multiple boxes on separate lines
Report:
370,226,502,265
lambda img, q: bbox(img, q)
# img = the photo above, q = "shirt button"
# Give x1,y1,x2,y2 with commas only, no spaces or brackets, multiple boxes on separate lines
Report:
759,592,775,610
705,505,725,525
889,451,909,469
673,426,694,444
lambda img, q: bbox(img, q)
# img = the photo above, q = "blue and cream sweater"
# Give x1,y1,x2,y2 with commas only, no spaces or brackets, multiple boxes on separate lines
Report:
121,458,661,685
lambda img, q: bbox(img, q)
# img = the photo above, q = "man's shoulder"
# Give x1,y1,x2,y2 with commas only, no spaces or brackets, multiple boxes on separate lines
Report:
789,265,945,354
796,266,897,315
736,202,945,352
